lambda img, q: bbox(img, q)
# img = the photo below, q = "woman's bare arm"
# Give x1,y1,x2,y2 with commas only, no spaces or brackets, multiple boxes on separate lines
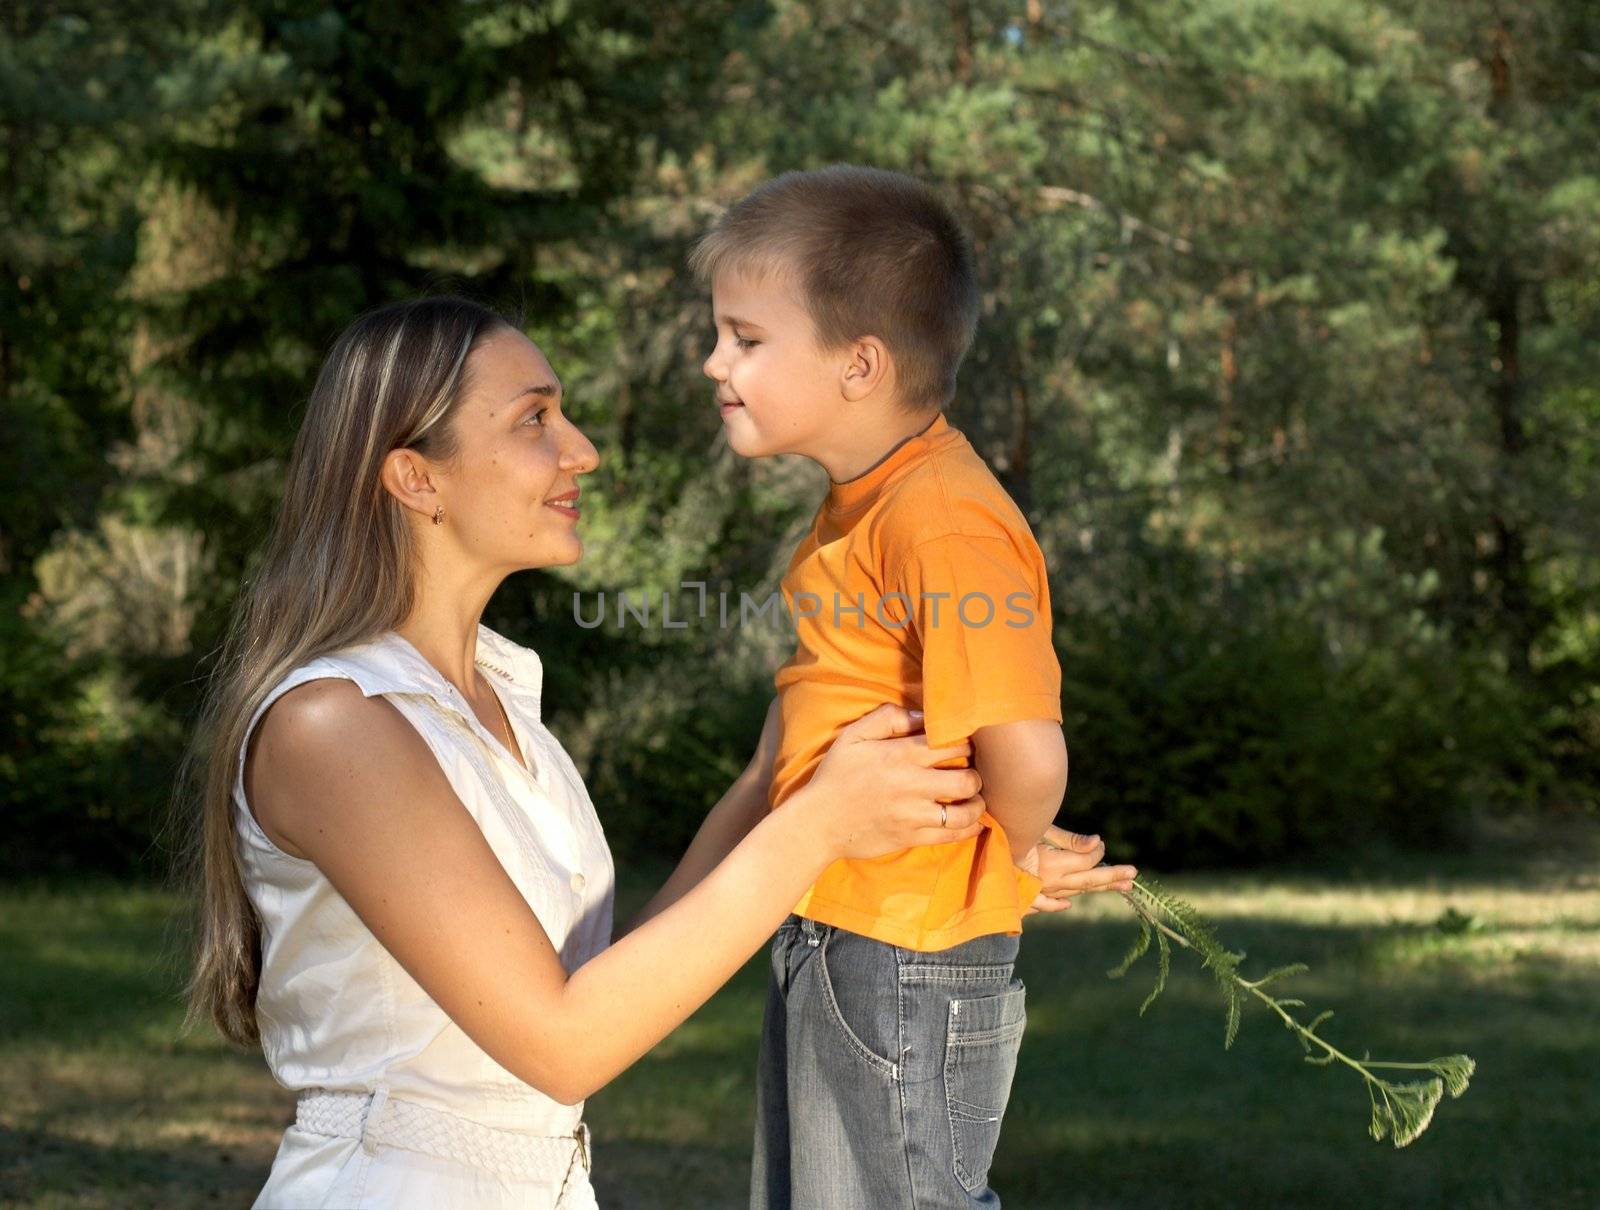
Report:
249,681,981,1105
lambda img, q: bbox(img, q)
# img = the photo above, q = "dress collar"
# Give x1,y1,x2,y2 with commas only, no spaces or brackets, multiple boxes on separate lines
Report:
334,623,544,722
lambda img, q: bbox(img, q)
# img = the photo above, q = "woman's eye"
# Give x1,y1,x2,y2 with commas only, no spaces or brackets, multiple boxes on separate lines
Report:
523,407,549,427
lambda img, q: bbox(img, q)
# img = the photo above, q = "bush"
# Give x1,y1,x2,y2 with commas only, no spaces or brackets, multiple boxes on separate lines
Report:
1056,541,1524,868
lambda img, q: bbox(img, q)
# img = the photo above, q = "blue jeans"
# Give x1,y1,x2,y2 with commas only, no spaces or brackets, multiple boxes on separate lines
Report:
750,915,1026,1210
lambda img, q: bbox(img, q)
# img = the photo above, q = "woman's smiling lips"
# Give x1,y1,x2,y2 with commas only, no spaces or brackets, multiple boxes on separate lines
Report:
545,489,580,519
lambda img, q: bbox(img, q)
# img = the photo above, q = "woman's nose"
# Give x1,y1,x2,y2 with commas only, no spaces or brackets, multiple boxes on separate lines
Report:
562,422,600,474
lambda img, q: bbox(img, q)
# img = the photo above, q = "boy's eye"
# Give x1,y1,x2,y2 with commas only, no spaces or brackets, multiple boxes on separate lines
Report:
734,336,758,349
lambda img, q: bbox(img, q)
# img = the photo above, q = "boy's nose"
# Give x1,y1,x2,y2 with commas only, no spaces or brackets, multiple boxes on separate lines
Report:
702,347,724,381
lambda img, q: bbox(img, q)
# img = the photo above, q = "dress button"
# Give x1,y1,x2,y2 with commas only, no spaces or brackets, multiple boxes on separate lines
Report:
569,872,587,894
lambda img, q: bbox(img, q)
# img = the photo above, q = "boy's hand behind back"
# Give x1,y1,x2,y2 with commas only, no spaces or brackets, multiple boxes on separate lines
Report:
1023,825,1138,916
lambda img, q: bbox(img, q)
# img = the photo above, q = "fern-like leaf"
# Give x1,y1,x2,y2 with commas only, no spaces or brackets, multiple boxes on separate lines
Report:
1297,1009,1335,1053
1425,1054,1476,1099
1139,928,1171,1016
1223,982,1244,1049
1373,1077,1445,1148
1251,962,1310,989
1107,916,1151,980
1139,874,1229,961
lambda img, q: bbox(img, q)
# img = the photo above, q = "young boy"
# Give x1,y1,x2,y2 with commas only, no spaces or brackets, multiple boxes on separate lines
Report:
691,165,1117,1208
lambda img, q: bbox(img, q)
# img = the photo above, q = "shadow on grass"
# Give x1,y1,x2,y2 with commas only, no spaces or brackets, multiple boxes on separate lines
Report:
590,1139,755,1208
586,911,1600,1210
0,886,194,1048
0,1123,273,1210
4,842,1597,1209
997,913,1600,1209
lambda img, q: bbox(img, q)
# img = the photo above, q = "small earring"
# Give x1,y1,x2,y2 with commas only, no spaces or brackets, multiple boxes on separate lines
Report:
432,505,445,525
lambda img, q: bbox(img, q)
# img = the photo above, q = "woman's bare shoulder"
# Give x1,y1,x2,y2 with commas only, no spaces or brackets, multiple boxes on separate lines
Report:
255,677,423,761
260,676,386,740
247,677,442,851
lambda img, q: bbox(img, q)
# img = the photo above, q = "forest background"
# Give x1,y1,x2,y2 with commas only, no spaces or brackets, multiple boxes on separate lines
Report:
3,0,1597,881
5,3,1600,1205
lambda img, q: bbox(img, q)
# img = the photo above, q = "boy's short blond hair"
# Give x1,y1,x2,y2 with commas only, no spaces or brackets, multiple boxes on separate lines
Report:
689,165,980,411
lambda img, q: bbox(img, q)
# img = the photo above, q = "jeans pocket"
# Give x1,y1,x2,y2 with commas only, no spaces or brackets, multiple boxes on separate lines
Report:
815,929,900,1078
944,979,1026,1193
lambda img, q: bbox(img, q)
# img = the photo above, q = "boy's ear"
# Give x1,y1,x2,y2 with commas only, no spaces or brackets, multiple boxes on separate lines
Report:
840,336,892,402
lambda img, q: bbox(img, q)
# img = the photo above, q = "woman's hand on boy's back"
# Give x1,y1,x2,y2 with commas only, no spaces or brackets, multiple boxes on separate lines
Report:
798,704,986,861
1022,825,1138,916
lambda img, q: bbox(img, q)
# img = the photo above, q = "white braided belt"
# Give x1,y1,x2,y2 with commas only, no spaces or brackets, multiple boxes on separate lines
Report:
295,1087,590,1183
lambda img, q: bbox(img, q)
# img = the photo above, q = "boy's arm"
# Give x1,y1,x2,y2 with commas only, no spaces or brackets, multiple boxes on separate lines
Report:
971,718,1069,864
617,698,781,938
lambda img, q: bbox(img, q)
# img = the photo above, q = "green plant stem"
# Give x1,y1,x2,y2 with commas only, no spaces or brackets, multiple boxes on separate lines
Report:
1120,882,1358,1068
1111,876,1475,1147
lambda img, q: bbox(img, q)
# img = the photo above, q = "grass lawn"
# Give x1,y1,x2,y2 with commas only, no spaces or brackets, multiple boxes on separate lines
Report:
2,811,1596,1208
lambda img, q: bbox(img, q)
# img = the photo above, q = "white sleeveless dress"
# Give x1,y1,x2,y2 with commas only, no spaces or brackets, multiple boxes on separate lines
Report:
234,624,615,1208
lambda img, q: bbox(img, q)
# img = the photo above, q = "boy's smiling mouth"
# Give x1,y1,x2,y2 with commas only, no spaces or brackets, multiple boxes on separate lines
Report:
717,392,745,417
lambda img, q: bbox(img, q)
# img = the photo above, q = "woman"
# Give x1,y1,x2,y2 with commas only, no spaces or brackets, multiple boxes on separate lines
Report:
178,297,1123,1207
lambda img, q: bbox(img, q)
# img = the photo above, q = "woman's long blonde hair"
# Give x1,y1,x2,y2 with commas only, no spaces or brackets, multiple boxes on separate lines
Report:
174,296,515,1045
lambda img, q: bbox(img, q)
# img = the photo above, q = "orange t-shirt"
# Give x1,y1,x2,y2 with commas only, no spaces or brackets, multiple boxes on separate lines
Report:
770,412,1062,951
